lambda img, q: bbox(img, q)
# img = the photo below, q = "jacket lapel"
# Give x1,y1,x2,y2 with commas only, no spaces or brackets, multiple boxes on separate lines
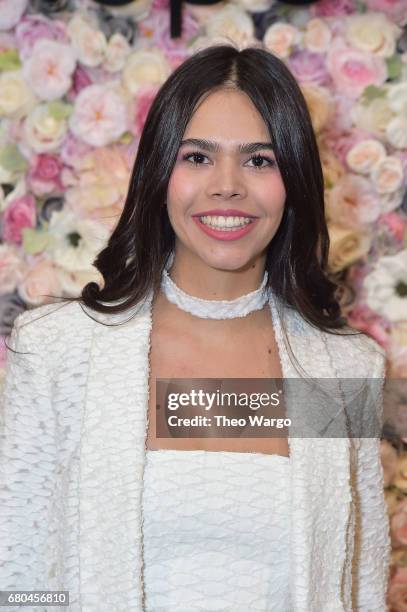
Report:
79,289,351,612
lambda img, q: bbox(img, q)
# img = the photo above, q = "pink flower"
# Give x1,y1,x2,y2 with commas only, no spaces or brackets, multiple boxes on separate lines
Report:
27,154,64,196
326,37,387,99
310,0,356,18
346,303,390,347
0,244,26,293
67,64,93,100
388,566,407,612
364,0,407,25
287,50,330,86
0,0,28,31
132,85,159,138
322,127,378,166
15,14,68,62
2,194,36,245
379,212,407,243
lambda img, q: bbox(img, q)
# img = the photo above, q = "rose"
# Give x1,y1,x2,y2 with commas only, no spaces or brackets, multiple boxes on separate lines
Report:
288,50,329,86
123,47,172,97
17,258,63,306
380,439,398,487
345,139,386,175
387,82,407,115
67,14,107,68
345,13,401,59
311,0,355,18
0,0,28,31
2,194,36,245
23,104,68,153
132,85,159,137
27,154,64,197
370,156,404,194
350,97,394,137
327,223,372,273
300,84,332,133
363,0,407,26
68,83,128,147
326,174,382,227
0,244,26,293
205,4,255,48
386,116,407,150
104,33,131,73
263,22,300,58
15,14,68,61
304,18,332,54
22,39,76,101
0,70,36,120
326,37,387,100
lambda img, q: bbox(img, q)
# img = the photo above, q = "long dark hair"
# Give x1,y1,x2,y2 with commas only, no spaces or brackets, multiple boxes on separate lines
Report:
8,43,366,368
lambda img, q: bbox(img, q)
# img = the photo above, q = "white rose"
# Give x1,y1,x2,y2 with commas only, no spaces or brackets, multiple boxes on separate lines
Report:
0,70,37,119
327,223,372,273
263,22,300,58
104,33,131,73
205,4,255,47
386,115,407,149
370,156,404,194
23,104,68,153
123,47,171,96
345,13,401,59
387,82,407,115
345,139,387,175
350,97,394,137
67,14,107,68
304,18,332,54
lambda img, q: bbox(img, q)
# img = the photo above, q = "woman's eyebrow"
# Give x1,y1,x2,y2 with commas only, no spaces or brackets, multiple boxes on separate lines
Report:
179,138,274,154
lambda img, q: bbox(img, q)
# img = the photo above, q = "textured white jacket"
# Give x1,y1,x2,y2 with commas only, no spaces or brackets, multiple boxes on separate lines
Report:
0,288,391,612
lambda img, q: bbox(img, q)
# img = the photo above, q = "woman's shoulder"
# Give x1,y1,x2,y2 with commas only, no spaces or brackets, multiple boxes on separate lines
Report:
12,300,93,337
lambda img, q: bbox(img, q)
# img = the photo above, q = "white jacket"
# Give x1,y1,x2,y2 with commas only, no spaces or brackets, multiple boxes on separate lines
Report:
0,289,391,612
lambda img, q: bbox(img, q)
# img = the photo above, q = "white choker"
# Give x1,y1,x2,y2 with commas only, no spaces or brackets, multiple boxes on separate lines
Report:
160,253,270,319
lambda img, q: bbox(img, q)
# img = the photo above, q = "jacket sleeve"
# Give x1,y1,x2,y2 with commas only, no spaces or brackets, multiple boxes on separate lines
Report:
0,311,57,596
351,346,392,612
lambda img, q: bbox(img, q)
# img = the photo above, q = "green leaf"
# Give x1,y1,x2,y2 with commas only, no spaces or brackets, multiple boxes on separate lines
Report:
21,228,52,254
0,144,28,173
360,85,386,105
0,50,21,72
47,101,73,120
386,54,402,81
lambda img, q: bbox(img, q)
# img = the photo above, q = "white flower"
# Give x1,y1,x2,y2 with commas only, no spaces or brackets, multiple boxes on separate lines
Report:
123,47,171,97
345,13,401,59
0,0,27,31
67,14,107,68
263,22,300,58
22,39,76,101
68,83,128,147
205,4,255,47
0,70,37,119
304,18,332,54
104,33,131,73
229,0,273,14
45,209,110,272
370,155,404,194
23,104,68,153
345,139,387,175
363,251,407,322
387,82,407,115
386,115,407,149
350,97,394,137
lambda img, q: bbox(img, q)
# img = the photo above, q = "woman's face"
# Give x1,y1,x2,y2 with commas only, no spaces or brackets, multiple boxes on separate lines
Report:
167,88,286,271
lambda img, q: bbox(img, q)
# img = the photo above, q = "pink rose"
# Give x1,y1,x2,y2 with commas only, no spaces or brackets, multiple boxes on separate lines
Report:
326,37,387,99
27,154,64,196
388,566,407,612
59,134,93,169
364,0,407,25
287,50,330,86
18,258,63,306
322,127,377,166
346,303,390,347
310,0,356,17
391,498,407,547
380,212,407,243
2,194,36,245
132,85,159,137
67,65,93,100
0,244,26,293
15,14,68,62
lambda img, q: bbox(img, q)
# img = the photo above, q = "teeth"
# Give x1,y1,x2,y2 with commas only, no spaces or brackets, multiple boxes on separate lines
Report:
199,215,253,230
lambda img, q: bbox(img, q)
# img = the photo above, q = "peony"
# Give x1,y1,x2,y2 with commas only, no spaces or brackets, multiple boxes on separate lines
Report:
2,194,36,245
0,0,28,31
263,22,300,58
326,174,382,227
370,156,404,194
327,223,372,273
205,4,255,48
363,251,407,322
303,18,332,54
345,139,387,175
67,14,107,68
68,84,128,147
22,39,76,101
26,154,64,197
300,84,332,133
344,13,401,59
15,14,68,61
123,47,171,96
17,257,63,306
23,103,68,153
0,244,26,293
326,37,387,100
0,70,37,120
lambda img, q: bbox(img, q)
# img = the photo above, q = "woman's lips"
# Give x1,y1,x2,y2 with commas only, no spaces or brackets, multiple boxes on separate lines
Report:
192,217,258,241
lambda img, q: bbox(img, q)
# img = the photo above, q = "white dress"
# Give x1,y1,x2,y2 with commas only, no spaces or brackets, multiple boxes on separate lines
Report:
141,449,291,612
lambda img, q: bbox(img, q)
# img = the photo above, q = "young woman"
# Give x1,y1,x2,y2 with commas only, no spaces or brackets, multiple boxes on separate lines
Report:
1,44,390,611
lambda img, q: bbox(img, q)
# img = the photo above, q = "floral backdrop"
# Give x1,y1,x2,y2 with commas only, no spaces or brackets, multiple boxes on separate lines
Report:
0,0,406,608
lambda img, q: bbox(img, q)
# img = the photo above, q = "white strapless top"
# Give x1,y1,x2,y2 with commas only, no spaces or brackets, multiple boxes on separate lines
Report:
141,449,291,612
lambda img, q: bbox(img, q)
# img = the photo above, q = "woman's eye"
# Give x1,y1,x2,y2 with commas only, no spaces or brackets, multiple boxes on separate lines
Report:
183,152,208,165
247,155,276,170
182,151,276,169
